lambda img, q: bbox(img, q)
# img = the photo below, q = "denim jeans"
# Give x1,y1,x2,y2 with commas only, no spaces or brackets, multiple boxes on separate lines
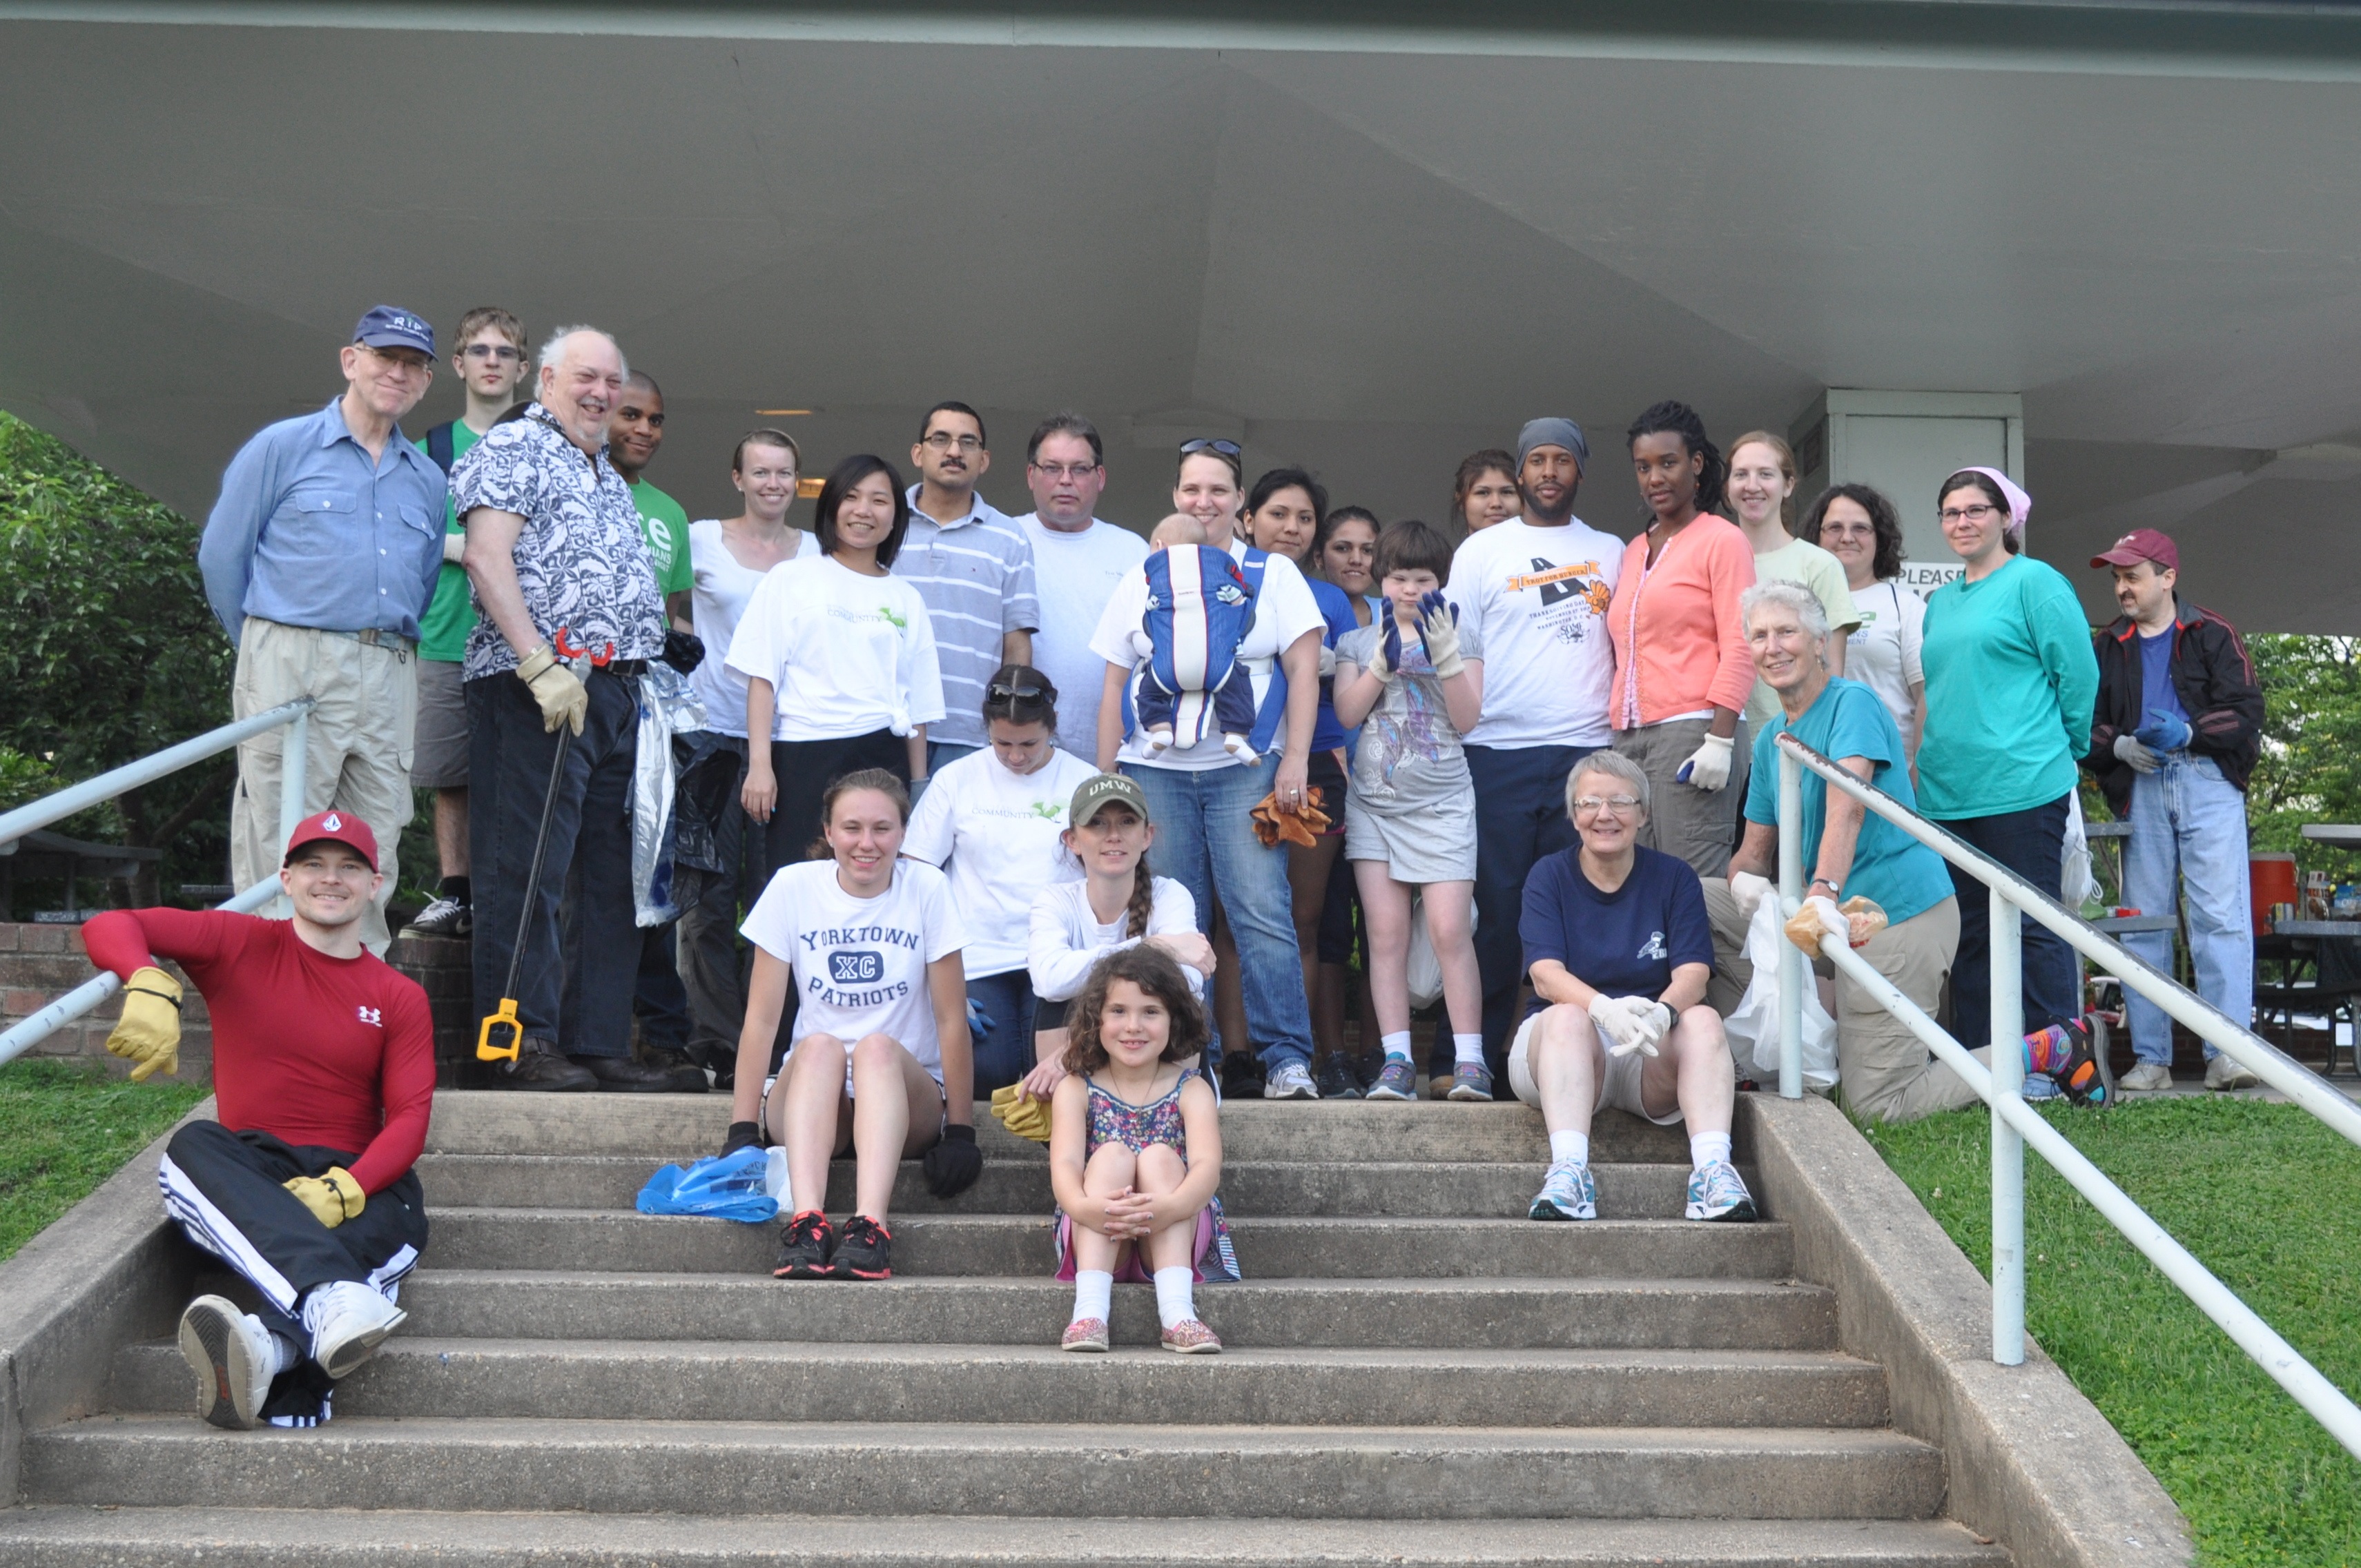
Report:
1120,756,1314,1070
1941,794,2079,1050
632,923,692,1053
966,968,1039,1095
2123,752,2252,1064
467,667,641,1059
928,740,983,776
1464,743,1594,1068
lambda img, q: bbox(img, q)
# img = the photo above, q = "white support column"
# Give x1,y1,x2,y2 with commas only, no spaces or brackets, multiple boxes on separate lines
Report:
1990,894,2026,1366
1790,391,2025,596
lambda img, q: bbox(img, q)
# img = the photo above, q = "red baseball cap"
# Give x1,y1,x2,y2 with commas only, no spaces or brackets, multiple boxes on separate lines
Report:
283,809,380,872
2090,528,2179,573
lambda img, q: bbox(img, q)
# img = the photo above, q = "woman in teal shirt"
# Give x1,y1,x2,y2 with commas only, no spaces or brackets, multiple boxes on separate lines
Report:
1916,469,2099,1055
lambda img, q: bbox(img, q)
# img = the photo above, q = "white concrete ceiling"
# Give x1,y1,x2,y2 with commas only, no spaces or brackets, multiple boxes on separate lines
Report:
1,3,2358,628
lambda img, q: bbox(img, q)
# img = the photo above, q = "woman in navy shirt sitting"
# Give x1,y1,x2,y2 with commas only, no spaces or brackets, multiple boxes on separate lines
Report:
1508,749,1755,1225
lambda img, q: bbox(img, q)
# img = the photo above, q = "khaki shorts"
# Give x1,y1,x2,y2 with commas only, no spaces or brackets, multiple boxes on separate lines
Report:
413,656,469,788
1508,1010,1684,1126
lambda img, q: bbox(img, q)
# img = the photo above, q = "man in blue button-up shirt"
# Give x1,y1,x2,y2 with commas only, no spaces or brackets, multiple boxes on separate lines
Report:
198,305,448,954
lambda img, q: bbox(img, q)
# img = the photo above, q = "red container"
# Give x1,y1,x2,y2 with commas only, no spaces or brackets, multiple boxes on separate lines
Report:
2251,853,2297,936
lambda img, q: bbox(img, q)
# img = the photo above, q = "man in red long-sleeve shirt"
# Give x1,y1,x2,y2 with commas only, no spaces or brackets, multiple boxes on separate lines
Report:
86,810,436,1431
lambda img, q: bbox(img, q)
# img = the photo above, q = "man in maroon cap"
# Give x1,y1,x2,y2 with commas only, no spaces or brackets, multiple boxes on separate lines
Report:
2083,528,2265,1092
81,810,436,1430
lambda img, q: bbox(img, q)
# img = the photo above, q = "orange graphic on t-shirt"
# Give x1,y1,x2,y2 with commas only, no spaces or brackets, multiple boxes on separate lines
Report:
1505,561,1604,593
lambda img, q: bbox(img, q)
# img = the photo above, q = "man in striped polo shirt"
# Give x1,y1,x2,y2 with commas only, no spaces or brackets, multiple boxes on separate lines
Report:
900,400,1040,777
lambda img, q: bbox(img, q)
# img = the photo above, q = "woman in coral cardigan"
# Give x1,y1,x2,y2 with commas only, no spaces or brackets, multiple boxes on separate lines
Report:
1606,400,1758,880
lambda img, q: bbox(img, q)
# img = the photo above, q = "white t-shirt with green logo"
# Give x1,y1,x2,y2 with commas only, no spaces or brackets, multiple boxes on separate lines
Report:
723,554,946,742
903,745,1098,977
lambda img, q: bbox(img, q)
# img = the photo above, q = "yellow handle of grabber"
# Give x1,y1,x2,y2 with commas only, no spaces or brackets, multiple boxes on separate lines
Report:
476,998,523,1063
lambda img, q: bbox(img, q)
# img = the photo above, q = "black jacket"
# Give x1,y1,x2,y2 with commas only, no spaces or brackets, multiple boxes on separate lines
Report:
2083,594,2263,814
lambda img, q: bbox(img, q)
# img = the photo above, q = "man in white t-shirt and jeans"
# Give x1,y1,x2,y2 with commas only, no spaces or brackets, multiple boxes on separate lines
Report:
1447,418,1625,1077
1012,413,1147,764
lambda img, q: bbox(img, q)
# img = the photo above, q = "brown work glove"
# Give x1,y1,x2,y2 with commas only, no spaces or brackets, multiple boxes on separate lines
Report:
515,645,588,736
1784,894,1889,955
1250,787,1329,849
283,1166,366,1228
104,966,183,1082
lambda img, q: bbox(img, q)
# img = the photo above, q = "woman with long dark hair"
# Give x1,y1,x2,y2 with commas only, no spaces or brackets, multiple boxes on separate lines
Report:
1452,449,1520,535
1803,482,1925,761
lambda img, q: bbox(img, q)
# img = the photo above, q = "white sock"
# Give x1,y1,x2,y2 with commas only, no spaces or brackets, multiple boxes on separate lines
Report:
1381,1030,1412,1063
1691,1131,1733,1171
1452,1033,1484,1066
1154,1266,1196,1330
1070,1269,1113,1326
250,1315,300,1375
1548,1130,1589,1166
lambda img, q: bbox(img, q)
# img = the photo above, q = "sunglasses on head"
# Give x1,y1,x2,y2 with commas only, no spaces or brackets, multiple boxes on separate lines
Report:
989,681,1048,702
1179,438,1241,458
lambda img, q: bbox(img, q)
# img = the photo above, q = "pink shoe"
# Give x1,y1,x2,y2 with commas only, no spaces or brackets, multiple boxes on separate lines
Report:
1061,1317,1109,1353
1160,1318,1221,1355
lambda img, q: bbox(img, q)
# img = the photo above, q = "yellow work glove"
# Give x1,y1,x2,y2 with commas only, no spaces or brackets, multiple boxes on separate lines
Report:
990,1082,1053,1144
104,966,182,1082
515,645,587,736
282,1167,366,1228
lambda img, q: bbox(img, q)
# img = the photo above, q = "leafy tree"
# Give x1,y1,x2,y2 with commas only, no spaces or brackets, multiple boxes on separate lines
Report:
0,412,234,905
2247,634,2361,883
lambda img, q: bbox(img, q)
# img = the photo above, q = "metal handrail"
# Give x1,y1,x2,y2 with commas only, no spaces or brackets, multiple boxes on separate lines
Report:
1774,732,2361,1462
0,699,314,1070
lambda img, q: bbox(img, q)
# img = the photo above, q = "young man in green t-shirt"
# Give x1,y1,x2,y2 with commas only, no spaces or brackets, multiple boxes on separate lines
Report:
405,307,529,939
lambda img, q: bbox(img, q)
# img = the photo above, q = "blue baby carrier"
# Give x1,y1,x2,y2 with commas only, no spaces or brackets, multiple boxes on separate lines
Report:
1125,545,1292,758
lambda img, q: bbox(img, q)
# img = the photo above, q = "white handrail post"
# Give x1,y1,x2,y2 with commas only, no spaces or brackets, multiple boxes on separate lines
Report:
1776,747,1804,1099
1991,892,2026,1366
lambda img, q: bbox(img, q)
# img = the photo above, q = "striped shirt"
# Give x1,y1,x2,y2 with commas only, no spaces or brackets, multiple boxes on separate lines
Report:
895,488,1040,747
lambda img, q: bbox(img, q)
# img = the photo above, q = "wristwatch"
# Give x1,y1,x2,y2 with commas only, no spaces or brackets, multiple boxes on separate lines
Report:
1809,876,1841,897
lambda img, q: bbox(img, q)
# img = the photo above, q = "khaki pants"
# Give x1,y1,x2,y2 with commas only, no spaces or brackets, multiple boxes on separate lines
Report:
1613,716,1749,883
230,618,416,954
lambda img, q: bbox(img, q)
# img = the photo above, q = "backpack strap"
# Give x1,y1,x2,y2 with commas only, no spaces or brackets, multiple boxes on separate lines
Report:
425,421,456,474
1236,548,1290,756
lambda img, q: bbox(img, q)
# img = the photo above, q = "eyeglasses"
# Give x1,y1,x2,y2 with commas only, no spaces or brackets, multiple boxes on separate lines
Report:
1179,438,1241,458
922,432,982,452
988,681,1047,703
1030,460,1100,481
1573,794,1643,816
1939,503,2003,525
462,343,521,362
365,347,434,375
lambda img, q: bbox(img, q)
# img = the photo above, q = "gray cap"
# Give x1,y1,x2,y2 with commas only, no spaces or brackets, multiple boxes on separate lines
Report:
1069,772,1152,829
1517,417,1588,471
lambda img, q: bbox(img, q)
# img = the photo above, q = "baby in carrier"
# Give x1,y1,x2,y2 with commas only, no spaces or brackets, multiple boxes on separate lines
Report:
1136,514,1259,761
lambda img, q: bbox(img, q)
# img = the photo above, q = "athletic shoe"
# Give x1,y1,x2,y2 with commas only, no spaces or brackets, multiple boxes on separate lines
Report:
301,1280,407,1380
641,1046,709,1092
1220,1052,1265,1100
1528,1159,1597,1222
1365,1058,1418,1101
1060,1317,1110,1353
1314,1055,1363,1100
2119,1061,2173,1092
2038,1018,2112,1108
1265,1060,1318,1099
773,1210,837,1279
499,1036,598,1091
404,894,471,939
572,1054,682,1093
1160,1318,1222,1354
835,1215,894,1280
178,1295,277,1431
1685,1160,1759,1223
1445,1061,1494,1101
2206,1055,2262,1091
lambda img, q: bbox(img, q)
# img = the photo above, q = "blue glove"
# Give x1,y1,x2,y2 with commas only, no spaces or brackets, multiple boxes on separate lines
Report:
2132,708,2190,752
965,997,996,1041
1376,616,1405,683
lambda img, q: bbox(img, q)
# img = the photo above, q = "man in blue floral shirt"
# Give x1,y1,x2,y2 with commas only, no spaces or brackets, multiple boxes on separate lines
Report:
456,326,674,1092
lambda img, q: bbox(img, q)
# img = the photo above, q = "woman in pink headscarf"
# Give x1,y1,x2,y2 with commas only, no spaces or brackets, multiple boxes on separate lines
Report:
1915,467,2099,1064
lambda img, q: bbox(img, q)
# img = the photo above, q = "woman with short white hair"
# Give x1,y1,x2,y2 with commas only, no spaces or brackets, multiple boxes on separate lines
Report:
1508,749,1754,1224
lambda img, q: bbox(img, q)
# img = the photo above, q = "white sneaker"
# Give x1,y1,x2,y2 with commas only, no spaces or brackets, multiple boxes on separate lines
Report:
2119,1061,2173,1092
2205,1055,2262,1092
178,1295,278,1431
1265,1059,1319,1099
302,1281,407,1380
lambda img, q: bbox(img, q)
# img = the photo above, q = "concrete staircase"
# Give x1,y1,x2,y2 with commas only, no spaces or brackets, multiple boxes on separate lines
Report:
0,1091,2008,1566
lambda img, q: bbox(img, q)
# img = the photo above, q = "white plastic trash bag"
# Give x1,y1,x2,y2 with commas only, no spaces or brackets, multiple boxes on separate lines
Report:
1723,897,1839,1091
1406,893,1475,1010
2061,791,2095,912
631,664,708,928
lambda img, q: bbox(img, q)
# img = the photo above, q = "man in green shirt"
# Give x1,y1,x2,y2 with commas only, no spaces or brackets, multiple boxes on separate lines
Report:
405,307,529,939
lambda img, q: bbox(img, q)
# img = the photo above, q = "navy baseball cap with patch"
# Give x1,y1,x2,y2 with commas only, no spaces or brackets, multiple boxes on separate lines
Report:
353,305,436,358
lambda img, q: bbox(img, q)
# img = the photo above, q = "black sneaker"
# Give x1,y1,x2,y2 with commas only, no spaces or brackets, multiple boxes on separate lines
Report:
499,1037,597,1091
571,1054,681,1093
405,894,472,939
1314,1055,1363,1100
772,1211,836,1279
835,1215,893,1280
1220,1052,1265,1100
641,1046,709,1092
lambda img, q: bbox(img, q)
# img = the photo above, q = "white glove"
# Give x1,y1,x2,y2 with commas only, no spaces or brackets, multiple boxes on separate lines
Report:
2113,732,2160,774
1627,998,1674,1055
1317,643,1337,678
442,531,466,565
1587,994,1667,1058
1678,732,1733,792
1729,871,1774,923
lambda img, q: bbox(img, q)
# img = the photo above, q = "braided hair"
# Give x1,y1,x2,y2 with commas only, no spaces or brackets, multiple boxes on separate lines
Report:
1625,400,1724,516
1123,851,1157,939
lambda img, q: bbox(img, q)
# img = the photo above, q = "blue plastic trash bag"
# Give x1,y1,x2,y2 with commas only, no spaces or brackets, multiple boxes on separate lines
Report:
635,1146,778,1223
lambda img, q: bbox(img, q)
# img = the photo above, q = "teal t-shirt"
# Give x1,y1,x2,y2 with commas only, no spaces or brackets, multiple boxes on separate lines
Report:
632,480,692,596
1745,678,1954,926
417,420,483,663
1916,555,2098,821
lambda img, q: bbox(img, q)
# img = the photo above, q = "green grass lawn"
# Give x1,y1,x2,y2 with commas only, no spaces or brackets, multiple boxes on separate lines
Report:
1860,1096,2361,1567
0,1058,206,1262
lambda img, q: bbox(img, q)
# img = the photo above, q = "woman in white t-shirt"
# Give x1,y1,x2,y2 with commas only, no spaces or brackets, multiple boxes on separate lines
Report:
1804,483,1926,765
902,665,1102,1096
721,770,978,1284
725,453,946,885
1024,771,1214,1101
1087,441,1328,1101
676,430,820,1084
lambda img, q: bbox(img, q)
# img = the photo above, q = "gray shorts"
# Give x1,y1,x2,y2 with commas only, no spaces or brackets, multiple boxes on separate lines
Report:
413,656,469,788
1343,785,1477,882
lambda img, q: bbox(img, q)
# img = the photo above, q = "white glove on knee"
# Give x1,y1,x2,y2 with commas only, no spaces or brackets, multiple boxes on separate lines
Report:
1587,994,1671,1058
1678,732,1733,792
1729,871,1774,923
